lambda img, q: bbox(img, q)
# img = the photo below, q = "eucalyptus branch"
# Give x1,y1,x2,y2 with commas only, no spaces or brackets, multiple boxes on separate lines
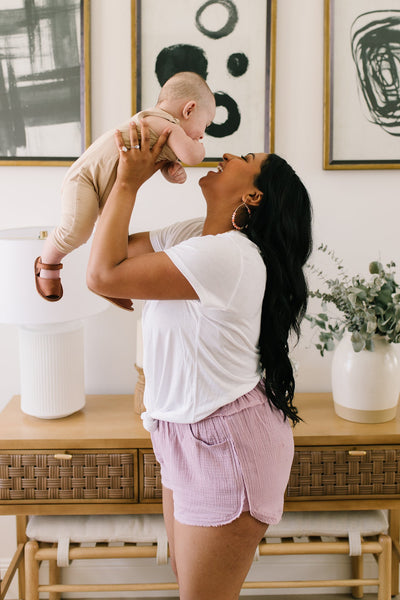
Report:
306,247,400,355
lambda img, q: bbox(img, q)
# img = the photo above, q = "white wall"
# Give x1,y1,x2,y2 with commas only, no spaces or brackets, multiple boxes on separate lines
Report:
0,0,398,594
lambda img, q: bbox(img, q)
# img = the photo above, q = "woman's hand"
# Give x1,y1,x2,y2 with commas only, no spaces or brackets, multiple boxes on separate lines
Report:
114,120,170,190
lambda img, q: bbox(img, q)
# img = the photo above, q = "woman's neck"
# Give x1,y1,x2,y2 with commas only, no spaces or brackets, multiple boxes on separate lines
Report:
201,213,234,236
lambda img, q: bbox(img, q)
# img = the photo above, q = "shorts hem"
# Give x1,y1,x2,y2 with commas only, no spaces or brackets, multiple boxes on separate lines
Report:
173,508,280,528
249,510,282,526
173,492,247,527
174,509,244,528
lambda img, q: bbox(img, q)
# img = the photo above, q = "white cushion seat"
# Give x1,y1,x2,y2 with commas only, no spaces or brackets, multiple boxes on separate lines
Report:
26,509,388,567
24,510,392,599
265,509,388,556
26,514,168,567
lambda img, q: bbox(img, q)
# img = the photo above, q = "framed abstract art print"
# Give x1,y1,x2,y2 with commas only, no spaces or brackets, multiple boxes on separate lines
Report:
0,0,90,166
131,0,276,165
324,0,400,169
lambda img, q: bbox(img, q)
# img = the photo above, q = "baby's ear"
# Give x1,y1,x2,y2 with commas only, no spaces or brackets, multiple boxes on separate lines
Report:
182,101,196,119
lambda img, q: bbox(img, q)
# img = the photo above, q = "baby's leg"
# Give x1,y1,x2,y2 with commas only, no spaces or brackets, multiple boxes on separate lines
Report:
52,177,100,257
39,239,66,280
35,179,99,300
39,177,99,268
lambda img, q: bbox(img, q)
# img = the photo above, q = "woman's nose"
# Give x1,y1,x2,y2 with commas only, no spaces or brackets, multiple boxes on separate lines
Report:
222,153,234,161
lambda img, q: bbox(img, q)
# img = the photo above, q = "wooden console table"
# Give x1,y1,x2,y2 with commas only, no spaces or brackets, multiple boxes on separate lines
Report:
1,393,400,599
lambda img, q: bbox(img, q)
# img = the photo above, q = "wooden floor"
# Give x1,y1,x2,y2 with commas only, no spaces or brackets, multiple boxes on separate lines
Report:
81,597,397,600
241,596,397,600
252,596,400,600
236,596,394,600
248,596,393,600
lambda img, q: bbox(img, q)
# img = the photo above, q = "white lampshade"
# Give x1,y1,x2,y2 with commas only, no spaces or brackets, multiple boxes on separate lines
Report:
0,227,109,418
0,226,106,325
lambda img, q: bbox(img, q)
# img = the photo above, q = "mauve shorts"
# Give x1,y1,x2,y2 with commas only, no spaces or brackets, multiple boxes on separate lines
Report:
150,381,295,527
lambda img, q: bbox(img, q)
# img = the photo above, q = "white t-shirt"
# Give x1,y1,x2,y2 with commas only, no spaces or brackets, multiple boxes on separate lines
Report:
141,217,266,426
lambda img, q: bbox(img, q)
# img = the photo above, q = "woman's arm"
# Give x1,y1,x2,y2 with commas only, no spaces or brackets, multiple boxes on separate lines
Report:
87,121,198,301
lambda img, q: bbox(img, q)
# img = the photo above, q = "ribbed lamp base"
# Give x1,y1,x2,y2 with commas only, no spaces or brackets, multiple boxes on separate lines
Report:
19,321,85,419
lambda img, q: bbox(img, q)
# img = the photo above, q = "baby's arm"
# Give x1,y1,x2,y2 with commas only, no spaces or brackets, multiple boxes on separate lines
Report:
164,123,205,165
142,116,206,165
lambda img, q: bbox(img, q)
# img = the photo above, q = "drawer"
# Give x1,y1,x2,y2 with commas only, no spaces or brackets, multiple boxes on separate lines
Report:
139,447,400,502
139,449,162,503
0,450,138,503
287,446,400,498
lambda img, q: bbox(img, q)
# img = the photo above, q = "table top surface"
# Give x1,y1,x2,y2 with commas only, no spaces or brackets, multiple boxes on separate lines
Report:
0,393,400,450
0,395,152,450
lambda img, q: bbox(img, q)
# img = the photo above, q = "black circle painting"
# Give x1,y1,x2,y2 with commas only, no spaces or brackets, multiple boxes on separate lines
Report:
136,0,274,161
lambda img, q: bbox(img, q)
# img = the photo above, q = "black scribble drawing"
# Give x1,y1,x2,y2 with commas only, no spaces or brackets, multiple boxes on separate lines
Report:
351,10,400,136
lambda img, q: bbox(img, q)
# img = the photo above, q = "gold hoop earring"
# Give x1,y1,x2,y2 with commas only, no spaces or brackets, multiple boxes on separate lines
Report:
231,202,251,231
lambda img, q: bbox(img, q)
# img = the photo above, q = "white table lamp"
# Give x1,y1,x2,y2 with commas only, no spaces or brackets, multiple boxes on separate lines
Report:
0,227,108,419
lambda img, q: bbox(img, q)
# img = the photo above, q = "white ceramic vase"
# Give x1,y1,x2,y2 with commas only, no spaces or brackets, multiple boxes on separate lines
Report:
331,332,400,423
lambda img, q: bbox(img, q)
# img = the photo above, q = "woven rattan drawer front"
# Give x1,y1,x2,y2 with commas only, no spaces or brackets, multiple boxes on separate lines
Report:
139,450,162,503
134,446,400,502
0,450,138,502
287,446,400,498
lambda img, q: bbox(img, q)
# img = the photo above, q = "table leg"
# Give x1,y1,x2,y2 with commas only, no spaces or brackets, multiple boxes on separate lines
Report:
389,509,400,597
16,516,28,600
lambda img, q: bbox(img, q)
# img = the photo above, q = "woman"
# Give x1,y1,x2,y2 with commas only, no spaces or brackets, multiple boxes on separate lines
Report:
87,121,312,600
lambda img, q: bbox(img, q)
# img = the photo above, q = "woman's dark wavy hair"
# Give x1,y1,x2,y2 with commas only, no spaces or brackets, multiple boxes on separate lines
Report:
245,153,313,425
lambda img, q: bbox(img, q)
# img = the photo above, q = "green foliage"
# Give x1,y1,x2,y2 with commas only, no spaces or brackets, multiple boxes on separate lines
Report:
306,245,400,356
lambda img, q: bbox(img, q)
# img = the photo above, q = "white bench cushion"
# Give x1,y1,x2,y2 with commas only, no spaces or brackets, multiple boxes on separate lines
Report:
26,510,388,567
265,510,388,556
26,514,168,566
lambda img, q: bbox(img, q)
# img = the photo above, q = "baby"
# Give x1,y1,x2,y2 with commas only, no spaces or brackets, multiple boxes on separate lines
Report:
34,71,216,311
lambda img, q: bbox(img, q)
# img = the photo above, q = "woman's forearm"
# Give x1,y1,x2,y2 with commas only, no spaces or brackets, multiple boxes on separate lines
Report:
87,122,170,293
87,180,138,290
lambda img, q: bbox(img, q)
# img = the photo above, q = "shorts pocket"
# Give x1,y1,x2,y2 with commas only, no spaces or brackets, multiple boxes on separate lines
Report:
189,417,229,447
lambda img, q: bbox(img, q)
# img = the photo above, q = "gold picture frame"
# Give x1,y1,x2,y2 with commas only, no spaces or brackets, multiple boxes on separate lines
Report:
131,0,276,166
324,0,400,170
0,0,91,167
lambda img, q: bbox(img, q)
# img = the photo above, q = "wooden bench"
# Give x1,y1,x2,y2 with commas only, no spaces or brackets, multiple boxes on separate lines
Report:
24,510,391,599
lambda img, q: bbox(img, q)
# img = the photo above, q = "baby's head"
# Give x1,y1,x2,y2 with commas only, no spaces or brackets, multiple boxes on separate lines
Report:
157,72,216,141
